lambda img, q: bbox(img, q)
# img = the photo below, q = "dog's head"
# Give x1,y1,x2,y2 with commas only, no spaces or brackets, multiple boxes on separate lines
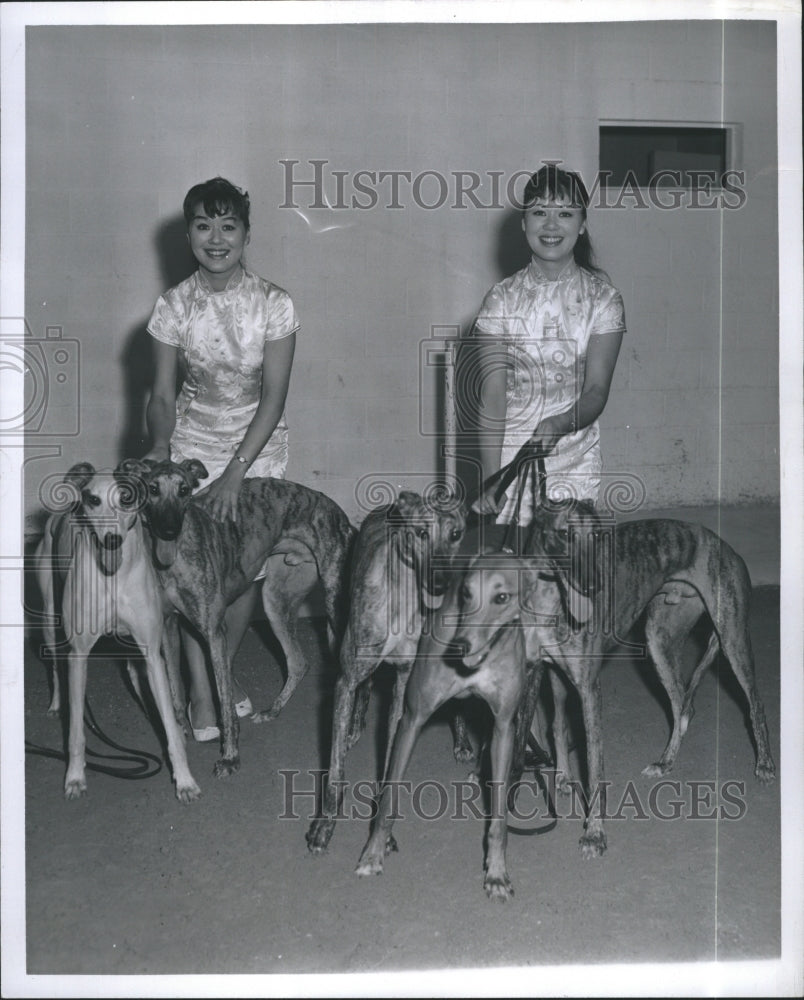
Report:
118,458,208,567
387,489,465,609
60,461,146,576
525,498,607,626
452,551,558,671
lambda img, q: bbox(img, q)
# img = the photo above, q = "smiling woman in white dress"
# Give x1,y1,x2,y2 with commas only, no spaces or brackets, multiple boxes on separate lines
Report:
470,163,626,522
145,177,298,741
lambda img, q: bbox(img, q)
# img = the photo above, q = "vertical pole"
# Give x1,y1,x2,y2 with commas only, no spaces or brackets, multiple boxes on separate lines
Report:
444,344,456,488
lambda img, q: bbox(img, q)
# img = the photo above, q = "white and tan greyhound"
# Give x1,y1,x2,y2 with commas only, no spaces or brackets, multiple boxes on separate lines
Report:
34,461,200,802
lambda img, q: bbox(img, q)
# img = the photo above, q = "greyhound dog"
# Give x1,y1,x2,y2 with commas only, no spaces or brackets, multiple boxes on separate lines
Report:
306,490,466,854
451,502,775,860
33,462,200,802
351,556,540,900
354,504,776,896
131,458,355,779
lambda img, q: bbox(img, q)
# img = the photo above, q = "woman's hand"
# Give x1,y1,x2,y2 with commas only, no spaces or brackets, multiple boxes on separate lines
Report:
471,484,506,517
528,415,563,455
195,464,246,522
142,444,170,463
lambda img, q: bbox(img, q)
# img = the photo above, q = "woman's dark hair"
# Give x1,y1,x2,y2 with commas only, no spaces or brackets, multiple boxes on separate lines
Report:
183,176,250,230
522,164,604,275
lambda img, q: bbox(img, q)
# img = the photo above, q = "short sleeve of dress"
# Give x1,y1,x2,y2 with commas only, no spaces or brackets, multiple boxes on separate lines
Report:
591,284,627,337
263,285,301,343
147,294,181,347
472,284,507,341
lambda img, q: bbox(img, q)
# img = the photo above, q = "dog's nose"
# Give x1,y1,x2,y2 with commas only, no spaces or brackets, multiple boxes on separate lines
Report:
451,637,470,660
102,533,123,550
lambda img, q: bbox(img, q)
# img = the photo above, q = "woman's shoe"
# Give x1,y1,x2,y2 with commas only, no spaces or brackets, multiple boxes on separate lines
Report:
235,694,253,719
187,704,220,743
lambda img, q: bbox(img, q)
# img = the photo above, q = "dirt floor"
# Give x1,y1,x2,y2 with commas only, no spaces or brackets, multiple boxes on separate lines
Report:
17,585,781,991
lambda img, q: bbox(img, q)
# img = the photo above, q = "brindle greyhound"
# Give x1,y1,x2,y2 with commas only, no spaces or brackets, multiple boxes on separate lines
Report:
354,501,775,898
34,462,200,802
128,458,355,779
306,490,466,854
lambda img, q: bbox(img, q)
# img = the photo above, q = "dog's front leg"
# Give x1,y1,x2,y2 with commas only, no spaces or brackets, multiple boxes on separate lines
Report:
549,668,575,794
451,709,474,763
142,646,201,803
161,612,186,730
64,652,89,799
307,670,361,853
484,713,517,901
355,703,427,877
208,626,240,778
509,660,546,790
574,665,607,858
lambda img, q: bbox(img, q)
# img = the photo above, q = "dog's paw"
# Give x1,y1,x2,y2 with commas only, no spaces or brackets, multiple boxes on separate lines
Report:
213,755,240,779
453,736,474,764
555,772,574,796
250,708,279,725
354,854,384,877
384,832,398,855
641,761,671,778
484,872,514,902
755,761,776,784
306,819,334,854
64,779,87,800
176,781,202,804
579,830,607,859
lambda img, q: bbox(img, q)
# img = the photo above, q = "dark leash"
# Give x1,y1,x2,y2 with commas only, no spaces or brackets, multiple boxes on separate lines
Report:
24,698,164,780
468,439,549,552
471,442,559,834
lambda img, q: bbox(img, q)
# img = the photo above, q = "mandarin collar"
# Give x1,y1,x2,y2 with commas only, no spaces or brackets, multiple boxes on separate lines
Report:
195,265,246,296
527,257,578,284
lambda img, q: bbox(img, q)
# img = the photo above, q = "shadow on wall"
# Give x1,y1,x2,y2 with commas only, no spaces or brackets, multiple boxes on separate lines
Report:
117,214,195,460
449,205,529,502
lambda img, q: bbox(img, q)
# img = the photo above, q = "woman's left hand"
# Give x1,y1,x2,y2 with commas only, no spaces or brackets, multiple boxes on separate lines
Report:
528,416,563,456
195,466,245,522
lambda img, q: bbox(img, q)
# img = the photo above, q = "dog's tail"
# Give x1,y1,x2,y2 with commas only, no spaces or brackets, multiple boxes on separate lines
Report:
314,502,358,655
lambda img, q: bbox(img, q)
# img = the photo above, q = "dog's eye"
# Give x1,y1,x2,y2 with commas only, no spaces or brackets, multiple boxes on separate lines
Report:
417,527,429,540
117,486,137,508
450,527,463,542
148,483,160,496
179,484,190,497
494,592,510,605
84,493,101,507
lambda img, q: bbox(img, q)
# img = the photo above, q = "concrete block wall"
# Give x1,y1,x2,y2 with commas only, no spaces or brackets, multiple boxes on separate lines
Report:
22,19,778,531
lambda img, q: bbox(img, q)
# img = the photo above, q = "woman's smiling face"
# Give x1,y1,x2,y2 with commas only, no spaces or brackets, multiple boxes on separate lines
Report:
187,204,250,290
521,196,586,276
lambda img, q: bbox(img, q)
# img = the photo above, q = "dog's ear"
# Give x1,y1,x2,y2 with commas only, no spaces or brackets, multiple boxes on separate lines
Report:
115,458,153,477
182,459,208,489
113,459,149,511
64,462,95,491
566,501,606,600
393,490,422,517
55,462,95,513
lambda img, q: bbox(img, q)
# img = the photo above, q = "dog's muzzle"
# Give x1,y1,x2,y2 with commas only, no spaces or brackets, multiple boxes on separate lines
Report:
454,621,513,671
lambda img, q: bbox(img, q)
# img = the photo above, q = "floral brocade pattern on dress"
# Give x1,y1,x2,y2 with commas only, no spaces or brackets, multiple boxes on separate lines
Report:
147,268,299,482
473,259,625,520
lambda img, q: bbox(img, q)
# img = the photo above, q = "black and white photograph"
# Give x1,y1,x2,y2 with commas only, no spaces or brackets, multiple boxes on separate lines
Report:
1,1,801,996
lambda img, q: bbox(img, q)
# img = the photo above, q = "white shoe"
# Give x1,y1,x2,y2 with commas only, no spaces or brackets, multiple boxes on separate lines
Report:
235,695,253,718
188,704,220,743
